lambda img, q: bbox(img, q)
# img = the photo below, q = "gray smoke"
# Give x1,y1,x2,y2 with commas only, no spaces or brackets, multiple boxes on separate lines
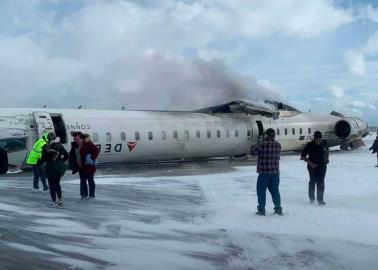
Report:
0,49,280,111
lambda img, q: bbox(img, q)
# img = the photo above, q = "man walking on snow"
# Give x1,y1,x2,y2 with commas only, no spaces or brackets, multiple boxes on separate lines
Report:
301,131,329,205
251,128,283,216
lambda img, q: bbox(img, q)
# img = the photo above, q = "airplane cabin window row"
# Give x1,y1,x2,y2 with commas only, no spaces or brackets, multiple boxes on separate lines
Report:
276,127,312,136
90,129,244,143
92,127,314,143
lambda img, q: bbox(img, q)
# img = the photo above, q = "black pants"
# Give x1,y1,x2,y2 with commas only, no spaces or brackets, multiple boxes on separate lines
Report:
33,164,48,190
308,165,327,202
47,177,62,202
79,171,95,198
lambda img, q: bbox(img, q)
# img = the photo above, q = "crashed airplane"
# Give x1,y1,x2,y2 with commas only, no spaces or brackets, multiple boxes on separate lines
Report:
0,100,369,171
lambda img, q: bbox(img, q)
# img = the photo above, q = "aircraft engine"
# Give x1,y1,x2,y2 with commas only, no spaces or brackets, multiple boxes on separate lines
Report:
335,120,351,139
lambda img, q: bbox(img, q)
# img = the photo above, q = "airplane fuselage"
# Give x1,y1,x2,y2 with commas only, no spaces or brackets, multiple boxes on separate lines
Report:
0,106,369,169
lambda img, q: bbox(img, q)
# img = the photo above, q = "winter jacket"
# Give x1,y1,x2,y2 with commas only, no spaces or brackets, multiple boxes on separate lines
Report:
68,142,80,174
26,134,49,165
42,142,69,179
80,141,99,175
0,147,8,174
369,139,378,154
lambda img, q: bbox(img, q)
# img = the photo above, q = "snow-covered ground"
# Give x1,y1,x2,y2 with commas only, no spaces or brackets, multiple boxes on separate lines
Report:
0,135,377,269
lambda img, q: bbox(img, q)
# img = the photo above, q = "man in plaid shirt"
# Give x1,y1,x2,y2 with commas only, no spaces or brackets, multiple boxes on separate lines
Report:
251,128,283,216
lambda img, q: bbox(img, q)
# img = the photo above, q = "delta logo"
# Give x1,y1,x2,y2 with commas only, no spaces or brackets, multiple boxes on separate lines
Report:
127,142,137,152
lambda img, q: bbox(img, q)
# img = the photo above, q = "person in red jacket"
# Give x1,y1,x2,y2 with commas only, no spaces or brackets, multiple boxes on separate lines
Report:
79,134,100,199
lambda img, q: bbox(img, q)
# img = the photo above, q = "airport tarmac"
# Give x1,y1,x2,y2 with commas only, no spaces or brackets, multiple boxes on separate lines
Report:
1,145,378,270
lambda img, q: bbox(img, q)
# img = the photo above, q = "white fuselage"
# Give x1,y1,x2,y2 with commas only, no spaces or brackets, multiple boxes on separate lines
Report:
0,108,369,169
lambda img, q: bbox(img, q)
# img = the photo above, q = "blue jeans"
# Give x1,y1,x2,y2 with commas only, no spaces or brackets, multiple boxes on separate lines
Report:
256,173,281,212
33,164,48,190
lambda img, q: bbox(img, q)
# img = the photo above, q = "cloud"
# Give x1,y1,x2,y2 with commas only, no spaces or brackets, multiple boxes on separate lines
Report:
366,4,378,23
330,85,344,98
0,0,369,119
344,50,366,75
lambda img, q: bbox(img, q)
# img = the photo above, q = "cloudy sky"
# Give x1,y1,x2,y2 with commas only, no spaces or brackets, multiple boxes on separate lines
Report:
1,0,377,124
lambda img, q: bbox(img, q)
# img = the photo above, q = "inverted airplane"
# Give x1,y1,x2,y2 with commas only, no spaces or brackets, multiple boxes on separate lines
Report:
0,100,369,172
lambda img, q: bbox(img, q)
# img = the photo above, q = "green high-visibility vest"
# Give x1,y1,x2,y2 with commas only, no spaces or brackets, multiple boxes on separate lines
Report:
26,135,48,165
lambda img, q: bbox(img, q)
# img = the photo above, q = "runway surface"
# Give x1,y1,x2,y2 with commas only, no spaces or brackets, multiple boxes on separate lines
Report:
0,147,377,270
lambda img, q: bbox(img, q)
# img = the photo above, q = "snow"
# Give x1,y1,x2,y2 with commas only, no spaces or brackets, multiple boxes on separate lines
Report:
1,135,377,269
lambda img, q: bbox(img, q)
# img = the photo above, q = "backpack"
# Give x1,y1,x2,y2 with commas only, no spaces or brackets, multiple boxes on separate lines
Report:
0,147,8,174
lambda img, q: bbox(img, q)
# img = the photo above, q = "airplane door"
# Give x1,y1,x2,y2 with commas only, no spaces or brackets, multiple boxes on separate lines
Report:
256,121,264,139
32,111,55,138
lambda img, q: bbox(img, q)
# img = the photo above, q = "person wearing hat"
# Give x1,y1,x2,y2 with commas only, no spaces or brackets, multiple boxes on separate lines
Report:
301,131,329,205
251,128,283,216
26,132,57,191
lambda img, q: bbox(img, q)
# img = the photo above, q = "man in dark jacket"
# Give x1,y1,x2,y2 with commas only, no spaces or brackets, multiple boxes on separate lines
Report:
79,134,99,199
0,146,8,174
301,131,329,205
42,136,69,206
251,128,283,216
369,135,378,167
68,131,84,174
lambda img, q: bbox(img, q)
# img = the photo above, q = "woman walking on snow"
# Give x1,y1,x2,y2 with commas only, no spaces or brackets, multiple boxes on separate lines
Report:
42,135,69,207
79,134,99,199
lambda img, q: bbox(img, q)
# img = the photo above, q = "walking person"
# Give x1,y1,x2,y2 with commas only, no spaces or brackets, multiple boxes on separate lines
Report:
301,131,329,205
0,146,8,175
42,136,69,207
68,131,84,175
251,128,283,216
369,134,378,167
26,132,56,191
79,134,99,199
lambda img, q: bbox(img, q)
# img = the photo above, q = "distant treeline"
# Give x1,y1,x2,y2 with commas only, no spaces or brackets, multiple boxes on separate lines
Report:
369,126,378,132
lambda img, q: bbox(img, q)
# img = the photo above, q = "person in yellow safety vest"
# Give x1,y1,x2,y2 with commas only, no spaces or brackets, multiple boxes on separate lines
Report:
26,132,56,191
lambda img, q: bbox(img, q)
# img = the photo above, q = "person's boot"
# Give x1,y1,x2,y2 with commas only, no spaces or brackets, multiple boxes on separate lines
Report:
318,201,326,206
274,207,283,216
255,206,265,216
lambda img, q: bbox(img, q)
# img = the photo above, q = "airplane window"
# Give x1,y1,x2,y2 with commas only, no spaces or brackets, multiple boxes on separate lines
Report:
196,131,200,138
276,129,280,136
247,130,251,137
184,130,189,139
148,131,153,140
217,130,221,138
106,132,111,142
121,132,126,141
300,128,303,135
92,133,99,142
292,128,295,135
207,130,211,138
173,131,178,139
135,132,140,141
225,129,230,137
161,131,166,140
235,130,239,137
285,128,288,135
308,128,311,134
0,138,27,152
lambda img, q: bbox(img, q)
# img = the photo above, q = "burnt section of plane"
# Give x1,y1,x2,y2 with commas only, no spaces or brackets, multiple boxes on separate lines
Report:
195,100,279,119
330,112,370,150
